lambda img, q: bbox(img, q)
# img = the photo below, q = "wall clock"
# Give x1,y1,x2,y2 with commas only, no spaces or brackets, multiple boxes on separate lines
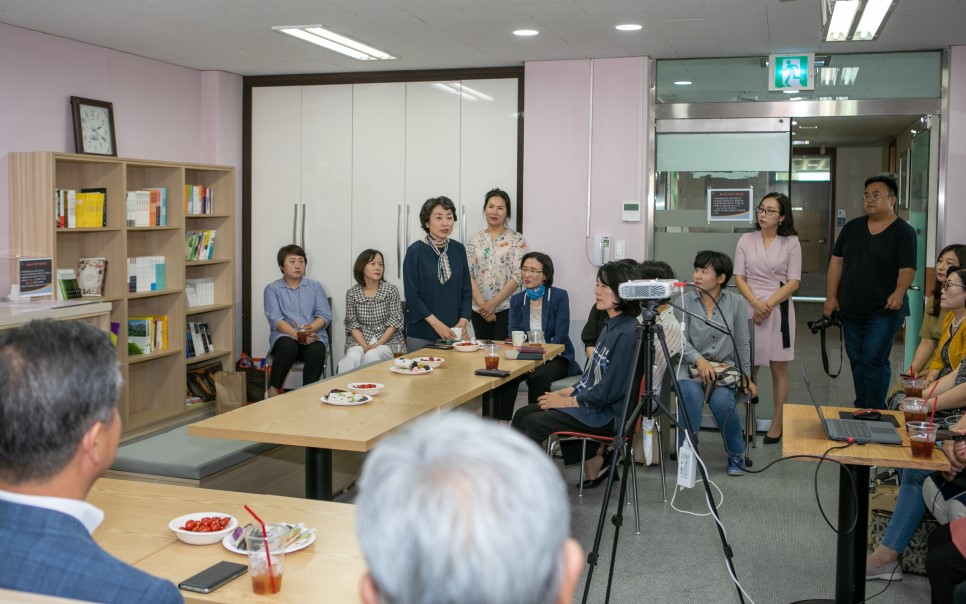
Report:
70,96,117,156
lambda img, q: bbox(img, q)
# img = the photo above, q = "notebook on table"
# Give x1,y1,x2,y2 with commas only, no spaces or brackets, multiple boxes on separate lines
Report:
801,366,903,445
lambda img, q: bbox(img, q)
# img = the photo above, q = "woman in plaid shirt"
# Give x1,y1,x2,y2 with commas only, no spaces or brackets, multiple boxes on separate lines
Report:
338,249,405,373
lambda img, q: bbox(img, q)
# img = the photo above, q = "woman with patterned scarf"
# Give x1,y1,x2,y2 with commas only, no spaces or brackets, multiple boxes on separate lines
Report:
403,196,473,353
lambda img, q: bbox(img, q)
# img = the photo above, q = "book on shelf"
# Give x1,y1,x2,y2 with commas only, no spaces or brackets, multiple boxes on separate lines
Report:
127,315,168,355
127,256,165,293
126,188,167,226
185,184,213,215
55,188,106,228
77,257,107,297
110,322,120,348
56,268,82,300
185,277,215,307
185,230,216,260
186,321,212,357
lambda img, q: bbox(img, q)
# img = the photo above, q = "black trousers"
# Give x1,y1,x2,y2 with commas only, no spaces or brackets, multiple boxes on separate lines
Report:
494,356,571,420
268,337,325,389
927,524,966,604
511,404,613,465
470,309,509,341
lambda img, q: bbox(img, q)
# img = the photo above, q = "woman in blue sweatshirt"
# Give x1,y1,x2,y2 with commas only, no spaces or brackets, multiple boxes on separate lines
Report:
512,261,640,487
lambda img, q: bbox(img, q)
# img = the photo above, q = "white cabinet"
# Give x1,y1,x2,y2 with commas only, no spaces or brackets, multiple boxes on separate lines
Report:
250,78,519,367
351,83,407,288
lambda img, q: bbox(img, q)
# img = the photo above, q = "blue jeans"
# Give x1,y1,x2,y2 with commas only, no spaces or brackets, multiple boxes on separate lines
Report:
677,378,745,456
842,313,904,409
882,468,933,553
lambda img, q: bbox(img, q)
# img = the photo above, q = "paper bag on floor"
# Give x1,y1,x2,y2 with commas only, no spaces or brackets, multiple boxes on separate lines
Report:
632,417,663,465
214,370,247,414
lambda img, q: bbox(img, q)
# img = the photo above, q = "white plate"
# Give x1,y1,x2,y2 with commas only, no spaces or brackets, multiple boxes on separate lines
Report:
320,392,372,406
222,528,317,555
390,366,434,375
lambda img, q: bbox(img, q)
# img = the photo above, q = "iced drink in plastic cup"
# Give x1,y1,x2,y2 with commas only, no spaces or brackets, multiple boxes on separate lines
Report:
484,345,500,370
907,421,938,459
901,398,928,426
903,377,925,399
245,524,286,595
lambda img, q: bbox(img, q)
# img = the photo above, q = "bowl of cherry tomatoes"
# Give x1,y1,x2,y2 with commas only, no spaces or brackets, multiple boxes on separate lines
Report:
169,512,238,545
347,382,384,396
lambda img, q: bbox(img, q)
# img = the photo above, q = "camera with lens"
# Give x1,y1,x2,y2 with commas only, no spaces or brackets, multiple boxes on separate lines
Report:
808,310,843,334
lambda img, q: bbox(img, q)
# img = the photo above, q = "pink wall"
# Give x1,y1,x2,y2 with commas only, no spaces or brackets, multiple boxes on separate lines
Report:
0,23,242,258
946,46,966,248
523,58,650,312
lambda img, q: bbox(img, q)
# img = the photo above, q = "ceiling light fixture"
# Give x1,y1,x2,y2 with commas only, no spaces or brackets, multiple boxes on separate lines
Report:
823,0,895,42
273,25,395,60
674,81,692,86
841,66,860,85
616,24,643,31
513,29,539,36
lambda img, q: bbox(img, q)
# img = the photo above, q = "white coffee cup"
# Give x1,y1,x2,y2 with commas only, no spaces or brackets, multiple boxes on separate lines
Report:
511,331,527,347
451,326,463,341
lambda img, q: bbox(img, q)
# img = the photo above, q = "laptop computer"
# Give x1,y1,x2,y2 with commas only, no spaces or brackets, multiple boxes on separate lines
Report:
801,365,903,445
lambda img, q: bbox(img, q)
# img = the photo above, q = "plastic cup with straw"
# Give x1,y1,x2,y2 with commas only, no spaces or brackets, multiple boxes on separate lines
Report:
244,505,278,594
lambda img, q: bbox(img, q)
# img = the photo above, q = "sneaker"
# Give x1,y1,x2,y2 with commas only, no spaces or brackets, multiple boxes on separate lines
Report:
866,560,903,581
726,454,745,476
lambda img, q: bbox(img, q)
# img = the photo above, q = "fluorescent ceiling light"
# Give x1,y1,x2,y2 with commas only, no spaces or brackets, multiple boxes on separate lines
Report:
820,67,839,86
273,25,395,60
616,24,642,31
783,90,800,94
792,140,811,145
853,0,893,40
513,29,539,36
825,0,859,42
674,81,692,86
841,66,860,85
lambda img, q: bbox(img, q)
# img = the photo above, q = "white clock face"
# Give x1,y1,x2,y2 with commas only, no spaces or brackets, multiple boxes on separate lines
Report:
80,105,113,154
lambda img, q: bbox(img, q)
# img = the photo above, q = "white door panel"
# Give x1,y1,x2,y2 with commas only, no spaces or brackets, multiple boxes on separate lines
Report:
251,86,301,357
302,85,354,366
352,83,407,290
460,79,519,239
405,82,461,240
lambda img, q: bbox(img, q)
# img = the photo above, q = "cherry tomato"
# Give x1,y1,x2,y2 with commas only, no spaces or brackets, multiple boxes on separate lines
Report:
185,520,198,530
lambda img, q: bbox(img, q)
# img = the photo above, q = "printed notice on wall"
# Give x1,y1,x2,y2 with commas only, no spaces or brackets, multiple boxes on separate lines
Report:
707,188,753,222
19,257,53,297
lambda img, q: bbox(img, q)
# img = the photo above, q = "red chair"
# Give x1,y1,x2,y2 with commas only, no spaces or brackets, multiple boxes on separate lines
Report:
546,417,668,535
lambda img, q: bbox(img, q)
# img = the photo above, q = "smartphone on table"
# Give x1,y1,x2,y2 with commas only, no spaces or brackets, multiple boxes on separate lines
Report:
179,561,248,594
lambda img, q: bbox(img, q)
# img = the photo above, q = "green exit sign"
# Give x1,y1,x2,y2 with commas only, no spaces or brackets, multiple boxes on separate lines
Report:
768,53,815,92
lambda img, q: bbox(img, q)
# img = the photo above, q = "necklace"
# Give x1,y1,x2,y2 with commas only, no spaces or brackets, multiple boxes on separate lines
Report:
953,313,966,331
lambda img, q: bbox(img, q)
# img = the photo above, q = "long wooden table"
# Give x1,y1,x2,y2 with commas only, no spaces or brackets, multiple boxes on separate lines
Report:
782,404,949,604
89,478,365,603
189,343,563,500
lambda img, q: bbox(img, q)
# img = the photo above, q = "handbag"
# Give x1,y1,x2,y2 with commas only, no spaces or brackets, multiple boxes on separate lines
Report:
187,360,222,402
688,361,744,388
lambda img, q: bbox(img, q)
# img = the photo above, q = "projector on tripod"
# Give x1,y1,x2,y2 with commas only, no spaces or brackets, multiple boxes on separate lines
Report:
618,279,680,301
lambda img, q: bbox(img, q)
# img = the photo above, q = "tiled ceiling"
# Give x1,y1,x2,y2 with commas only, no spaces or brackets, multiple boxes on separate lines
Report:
0,0,963,77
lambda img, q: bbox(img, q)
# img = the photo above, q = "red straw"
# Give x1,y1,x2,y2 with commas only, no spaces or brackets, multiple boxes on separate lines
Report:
926,382,940,426
244,505,277,594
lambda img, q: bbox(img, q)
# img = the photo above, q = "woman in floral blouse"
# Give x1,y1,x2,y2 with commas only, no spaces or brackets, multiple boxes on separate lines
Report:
338,249,405,374
466,188,527,341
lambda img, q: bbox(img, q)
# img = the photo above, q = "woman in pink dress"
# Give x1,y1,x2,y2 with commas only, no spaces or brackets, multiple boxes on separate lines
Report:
734,193,802,443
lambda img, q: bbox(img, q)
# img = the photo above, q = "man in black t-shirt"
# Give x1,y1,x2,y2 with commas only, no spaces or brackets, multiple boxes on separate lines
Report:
824,175,916,409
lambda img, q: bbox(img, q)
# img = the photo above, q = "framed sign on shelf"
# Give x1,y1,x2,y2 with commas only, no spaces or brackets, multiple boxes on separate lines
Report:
70,96,117,156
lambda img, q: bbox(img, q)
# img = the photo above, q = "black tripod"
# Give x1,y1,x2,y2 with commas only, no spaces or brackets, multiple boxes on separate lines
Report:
580,299,745,604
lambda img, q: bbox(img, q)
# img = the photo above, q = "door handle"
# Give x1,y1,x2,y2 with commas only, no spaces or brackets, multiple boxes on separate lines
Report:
397,204,402,279
301,203,306,248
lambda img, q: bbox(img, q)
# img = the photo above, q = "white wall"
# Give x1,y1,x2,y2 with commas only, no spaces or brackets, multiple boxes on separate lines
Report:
946,46,966,249
0,23,243,348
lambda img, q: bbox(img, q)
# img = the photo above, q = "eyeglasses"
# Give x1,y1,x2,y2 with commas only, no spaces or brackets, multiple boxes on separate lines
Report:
756,207,780,216
863,192,893,201
942,281,966,293
521,267,543,274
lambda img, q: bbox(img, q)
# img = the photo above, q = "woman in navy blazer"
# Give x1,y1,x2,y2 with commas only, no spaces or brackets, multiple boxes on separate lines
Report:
494,252,580,419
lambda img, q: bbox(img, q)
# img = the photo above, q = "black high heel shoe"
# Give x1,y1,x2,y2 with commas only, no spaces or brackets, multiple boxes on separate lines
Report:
763,430,782,444
578,450,619,489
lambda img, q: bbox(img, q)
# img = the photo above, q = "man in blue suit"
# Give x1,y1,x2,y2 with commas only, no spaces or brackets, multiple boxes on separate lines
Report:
0,320,182,603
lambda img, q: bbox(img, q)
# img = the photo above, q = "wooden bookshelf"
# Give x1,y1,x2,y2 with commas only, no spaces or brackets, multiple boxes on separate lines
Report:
8,152,235,436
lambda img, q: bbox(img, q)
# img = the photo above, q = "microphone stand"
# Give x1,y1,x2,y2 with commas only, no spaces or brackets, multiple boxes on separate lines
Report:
580,298,745,604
